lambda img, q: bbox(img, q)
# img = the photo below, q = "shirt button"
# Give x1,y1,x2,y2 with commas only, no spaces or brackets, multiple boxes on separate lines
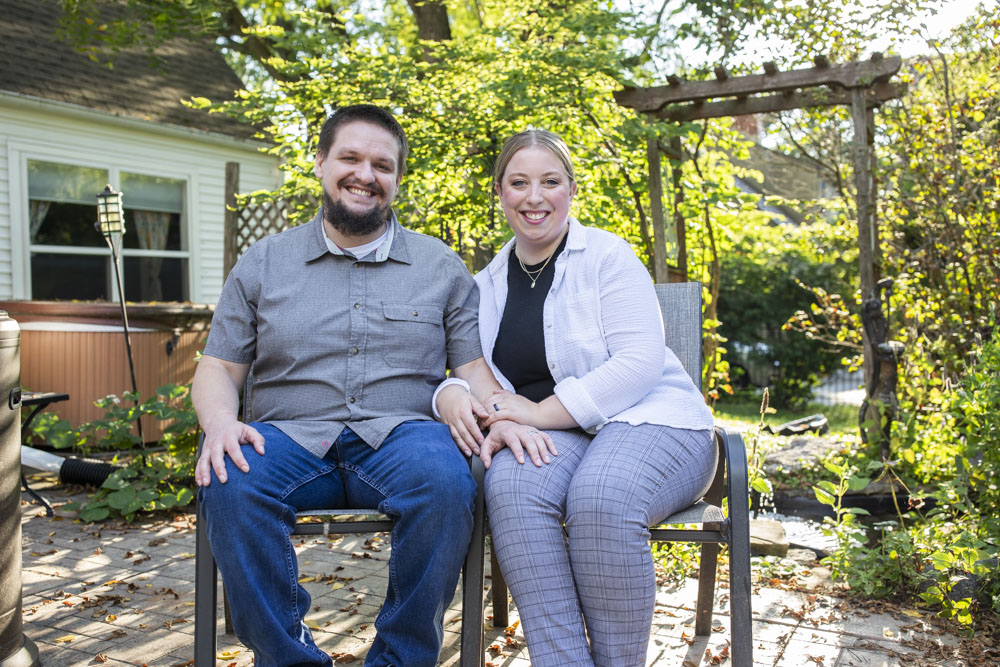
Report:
353,262,360,268
412,310,418,316
349,396,356,404
351,347,359,355
354,303,360,309
549,363,555,369
546,322,552,328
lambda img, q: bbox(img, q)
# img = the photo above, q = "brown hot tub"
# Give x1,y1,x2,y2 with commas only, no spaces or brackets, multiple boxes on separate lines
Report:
0,301,213,443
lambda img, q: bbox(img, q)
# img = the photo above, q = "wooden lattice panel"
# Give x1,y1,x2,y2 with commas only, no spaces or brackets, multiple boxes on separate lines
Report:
235,200,291,256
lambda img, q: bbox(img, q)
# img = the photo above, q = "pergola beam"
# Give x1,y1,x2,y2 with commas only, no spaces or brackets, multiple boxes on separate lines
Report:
656,82,906,123
615,55,901,112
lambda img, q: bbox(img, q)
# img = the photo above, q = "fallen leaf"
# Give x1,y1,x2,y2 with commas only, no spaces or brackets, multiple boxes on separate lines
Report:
108,629,127,639
304,618,321,630
54,635,75,643
105,614,117,622
148,537,168,547
216,650,241,659
902,609,923,617
331,582,345,590
95,654,109,663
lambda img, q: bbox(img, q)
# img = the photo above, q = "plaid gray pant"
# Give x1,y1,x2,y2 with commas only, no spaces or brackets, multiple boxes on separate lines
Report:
485,422,716,667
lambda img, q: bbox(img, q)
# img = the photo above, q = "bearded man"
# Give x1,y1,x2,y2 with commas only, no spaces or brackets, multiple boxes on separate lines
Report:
192,104,538,667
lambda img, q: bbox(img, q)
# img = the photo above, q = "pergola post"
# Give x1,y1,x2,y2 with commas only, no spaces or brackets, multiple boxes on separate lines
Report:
645,133,671,283
851,88,879,394
223,162,240,278
670,136,688,283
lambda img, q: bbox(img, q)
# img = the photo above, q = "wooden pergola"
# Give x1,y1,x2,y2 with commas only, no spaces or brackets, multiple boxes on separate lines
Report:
614,54,905,393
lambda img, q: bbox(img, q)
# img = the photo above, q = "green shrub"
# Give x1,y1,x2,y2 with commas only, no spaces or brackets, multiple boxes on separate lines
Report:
815,330,1000,627
717,226,854,409
28,384,201,522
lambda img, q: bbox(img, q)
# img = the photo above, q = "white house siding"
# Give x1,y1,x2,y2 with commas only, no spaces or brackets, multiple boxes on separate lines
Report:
0,135,11,299
0,95,281,305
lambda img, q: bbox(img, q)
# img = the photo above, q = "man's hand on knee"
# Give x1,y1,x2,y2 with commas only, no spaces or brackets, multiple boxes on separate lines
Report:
195,420,266,487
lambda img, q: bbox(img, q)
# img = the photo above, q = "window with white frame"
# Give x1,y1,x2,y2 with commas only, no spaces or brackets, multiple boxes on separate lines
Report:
27,159,189,301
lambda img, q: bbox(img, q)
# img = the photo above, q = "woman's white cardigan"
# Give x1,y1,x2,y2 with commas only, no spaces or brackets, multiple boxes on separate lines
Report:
475,218,714,434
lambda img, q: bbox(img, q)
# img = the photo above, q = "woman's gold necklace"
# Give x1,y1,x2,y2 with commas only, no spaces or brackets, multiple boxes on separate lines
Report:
516,249,556,288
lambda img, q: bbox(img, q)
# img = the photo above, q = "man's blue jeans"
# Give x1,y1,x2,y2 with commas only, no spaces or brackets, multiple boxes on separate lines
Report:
198,421,477,667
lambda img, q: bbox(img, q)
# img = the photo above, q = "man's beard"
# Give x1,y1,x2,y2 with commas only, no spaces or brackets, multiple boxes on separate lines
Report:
323,187,390,238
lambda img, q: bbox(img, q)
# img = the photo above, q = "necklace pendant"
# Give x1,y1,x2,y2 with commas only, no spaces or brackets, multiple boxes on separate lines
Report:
530,280,536,288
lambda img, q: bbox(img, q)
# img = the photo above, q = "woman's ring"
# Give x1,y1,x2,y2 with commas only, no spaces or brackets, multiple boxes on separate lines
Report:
493,403,500,412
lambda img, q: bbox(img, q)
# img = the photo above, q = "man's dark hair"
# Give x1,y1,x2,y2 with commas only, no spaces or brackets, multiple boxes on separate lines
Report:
316,104,408,175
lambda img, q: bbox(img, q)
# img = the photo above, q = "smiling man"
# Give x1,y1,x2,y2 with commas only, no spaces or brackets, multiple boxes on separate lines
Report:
192,104,534,667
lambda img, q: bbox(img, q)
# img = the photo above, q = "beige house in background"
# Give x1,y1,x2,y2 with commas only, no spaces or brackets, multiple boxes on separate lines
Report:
0,0,281,435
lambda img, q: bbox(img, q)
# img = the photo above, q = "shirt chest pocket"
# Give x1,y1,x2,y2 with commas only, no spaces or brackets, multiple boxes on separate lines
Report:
559,290,604,343
380,302,446,369
554,289,610,368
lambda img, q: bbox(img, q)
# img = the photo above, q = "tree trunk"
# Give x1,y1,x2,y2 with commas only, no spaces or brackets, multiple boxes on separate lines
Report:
406,0,452,42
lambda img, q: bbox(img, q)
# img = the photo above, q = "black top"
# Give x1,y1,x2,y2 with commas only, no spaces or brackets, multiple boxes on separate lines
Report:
492,234,569,402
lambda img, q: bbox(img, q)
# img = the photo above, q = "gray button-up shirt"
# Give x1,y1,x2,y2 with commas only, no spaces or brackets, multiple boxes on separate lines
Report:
204,211,482,456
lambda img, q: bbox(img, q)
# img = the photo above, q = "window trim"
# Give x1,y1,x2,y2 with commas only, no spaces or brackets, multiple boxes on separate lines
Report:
11,145,194,301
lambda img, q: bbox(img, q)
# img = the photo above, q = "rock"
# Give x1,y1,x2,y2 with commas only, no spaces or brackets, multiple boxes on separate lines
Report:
763,435,843,475
750,519,788,557
797,565,832,591
765,414,829,436
786,547,818,565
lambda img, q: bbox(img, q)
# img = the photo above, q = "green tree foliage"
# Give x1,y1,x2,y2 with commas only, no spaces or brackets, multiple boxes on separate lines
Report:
60,0,664,271
717,221,855,407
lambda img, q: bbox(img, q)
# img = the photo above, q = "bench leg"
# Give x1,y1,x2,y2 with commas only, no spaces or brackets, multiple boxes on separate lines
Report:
460,456,487,667
489,540,509,630
223,585,234,635
194,505,218,666
728,516,753,667
694,542,719,636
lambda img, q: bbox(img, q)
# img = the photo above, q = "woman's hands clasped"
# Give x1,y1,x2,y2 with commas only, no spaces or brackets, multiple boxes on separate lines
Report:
437,386,558,468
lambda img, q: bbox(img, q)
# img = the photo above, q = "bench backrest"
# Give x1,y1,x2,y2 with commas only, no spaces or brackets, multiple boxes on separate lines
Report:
655,281,703,388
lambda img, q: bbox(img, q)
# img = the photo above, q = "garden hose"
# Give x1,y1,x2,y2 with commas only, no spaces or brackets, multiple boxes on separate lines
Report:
20,445,123,516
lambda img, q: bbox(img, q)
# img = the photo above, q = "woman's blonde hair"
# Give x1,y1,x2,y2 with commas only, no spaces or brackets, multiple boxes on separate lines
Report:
493,129,575,189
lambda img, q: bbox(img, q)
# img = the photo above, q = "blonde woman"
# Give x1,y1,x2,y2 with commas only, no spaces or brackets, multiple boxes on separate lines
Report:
436,129,717,666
